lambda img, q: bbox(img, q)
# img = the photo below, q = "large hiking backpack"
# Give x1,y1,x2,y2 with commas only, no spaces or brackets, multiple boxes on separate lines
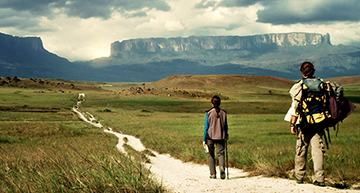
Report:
324,81,356,149
326,81,356,129
300,77,331,125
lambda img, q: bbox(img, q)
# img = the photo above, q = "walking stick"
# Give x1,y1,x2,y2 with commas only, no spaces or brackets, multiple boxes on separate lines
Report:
226,139,229,179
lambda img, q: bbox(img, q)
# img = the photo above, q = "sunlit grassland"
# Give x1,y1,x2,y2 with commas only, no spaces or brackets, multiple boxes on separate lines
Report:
80,80,360,188
85,101,360,187
0,87,163,192
1,75,359,190
83,94,291,114
0,87,77,107
99,82,145,92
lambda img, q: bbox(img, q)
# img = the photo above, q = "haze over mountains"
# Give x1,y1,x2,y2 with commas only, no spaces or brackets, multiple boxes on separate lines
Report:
1,32,360,82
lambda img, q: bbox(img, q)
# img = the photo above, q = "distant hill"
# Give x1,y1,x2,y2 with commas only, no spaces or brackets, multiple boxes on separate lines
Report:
325,76,360,85
0,76,102,91
114,75,296,103
149,75,293,90
1,32,360,82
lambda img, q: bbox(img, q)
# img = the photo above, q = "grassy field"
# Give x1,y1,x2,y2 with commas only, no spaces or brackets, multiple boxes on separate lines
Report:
82,75,360,188
1,75,359,191
0,78,164,192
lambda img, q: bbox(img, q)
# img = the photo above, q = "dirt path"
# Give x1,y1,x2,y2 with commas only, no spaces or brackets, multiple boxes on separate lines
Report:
73,94,360,193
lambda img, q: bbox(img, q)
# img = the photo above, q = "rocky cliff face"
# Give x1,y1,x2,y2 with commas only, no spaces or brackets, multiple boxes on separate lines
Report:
110,32,331,56
0,32,81,80
0,32,45,54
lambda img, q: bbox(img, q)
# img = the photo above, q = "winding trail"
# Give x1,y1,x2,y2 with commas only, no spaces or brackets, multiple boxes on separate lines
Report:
73,93,359,193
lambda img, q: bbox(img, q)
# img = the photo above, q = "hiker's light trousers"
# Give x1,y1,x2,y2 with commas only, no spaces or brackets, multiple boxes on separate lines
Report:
294,127,325,183
206,139,225,176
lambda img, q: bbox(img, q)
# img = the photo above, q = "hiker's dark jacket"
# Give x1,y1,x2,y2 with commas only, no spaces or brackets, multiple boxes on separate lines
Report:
203,108,228,141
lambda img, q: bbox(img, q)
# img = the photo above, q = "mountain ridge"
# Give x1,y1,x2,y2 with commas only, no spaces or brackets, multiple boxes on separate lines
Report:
0,33,45,53
1,31,360,82
105,32,332,66
111,32,331,54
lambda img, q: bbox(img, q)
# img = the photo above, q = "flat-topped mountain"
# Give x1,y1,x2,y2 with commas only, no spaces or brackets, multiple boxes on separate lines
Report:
0,33,44,54
0,32,49,65
0,32,77,80
111,33,330,54
1,31,360,82
0,32,108,81
87,32,360,81
102,33,336,67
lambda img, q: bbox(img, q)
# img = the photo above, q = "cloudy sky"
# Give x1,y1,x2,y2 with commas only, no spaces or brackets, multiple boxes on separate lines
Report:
1,0,360,61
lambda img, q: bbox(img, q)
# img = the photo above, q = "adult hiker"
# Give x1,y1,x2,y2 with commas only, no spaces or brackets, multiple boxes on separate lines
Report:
203,95,229,179
288,61,328,187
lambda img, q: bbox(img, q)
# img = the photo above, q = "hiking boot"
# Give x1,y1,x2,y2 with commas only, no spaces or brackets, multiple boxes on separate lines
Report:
220,166,225,180
291,173,303,184
314,181,325,187
210,174,216,179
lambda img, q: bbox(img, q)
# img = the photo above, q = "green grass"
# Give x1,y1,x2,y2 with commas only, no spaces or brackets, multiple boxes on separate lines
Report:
83,95,290,115
79,79,360,188
1,75,359,191
0,87,77,107
87,103,360,187
0,86,164,192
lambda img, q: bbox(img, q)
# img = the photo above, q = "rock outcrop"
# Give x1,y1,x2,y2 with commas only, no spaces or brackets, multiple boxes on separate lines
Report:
0,32,45,54
0,32,84,81
110,32,331,56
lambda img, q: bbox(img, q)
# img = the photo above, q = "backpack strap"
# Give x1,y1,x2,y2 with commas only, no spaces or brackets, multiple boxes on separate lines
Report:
326,127,331,143
324,128,330,149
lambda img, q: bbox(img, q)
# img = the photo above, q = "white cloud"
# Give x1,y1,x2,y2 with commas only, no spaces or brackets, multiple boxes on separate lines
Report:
39,15,117,61
165,20,184,31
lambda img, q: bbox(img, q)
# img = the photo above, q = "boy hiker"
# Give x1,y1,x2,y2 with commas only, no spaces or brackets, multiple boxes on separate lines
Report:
287,61,327,187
